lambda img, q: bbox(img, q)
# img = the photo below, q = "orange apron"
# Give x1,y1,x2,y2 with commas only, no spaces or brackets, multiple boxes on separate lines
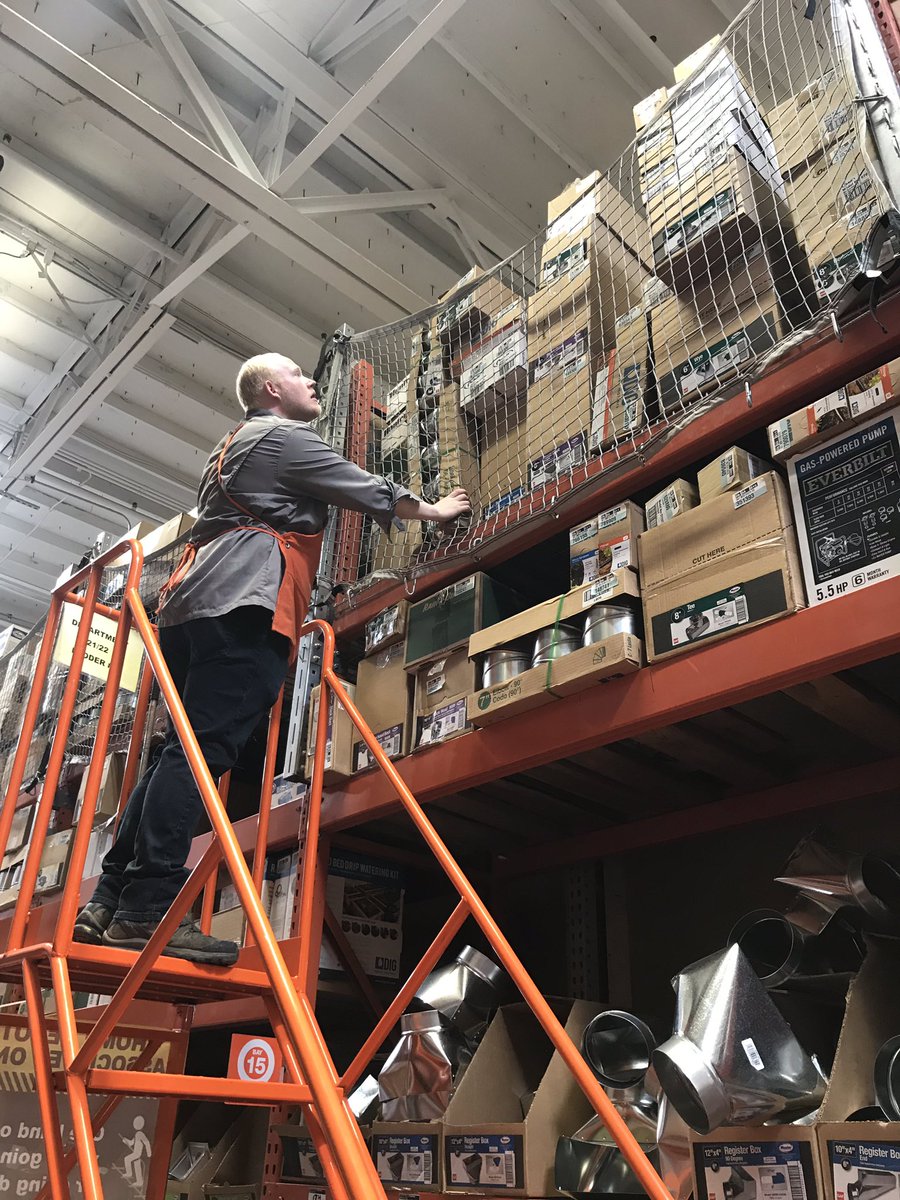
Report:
160,424,324,661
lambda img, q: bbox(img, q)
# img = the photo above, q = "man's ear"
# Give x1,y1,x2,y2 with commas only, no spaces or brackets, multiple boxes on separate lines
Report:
262,378,279,399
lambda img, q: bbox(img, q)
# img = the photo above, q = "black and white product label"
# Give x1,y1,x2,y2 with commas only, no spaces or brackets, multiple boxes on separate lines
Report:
417,697,468,747
446,1134,523,1190
528,434,587,490
374,1134,437,1186
789,412,900,604
693,1140,815,1200
828,1138,900,1200
651,572,789,656
353,724,404,772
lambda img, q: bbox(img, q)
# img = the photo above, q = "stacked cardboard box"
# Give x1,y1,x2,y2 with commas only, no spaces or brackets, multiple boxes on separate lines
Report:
591,306,653,450
568,501,644,588
405,572,522,746
639,471,804,662
352,642,411,772
466,573,643,727
476,393,528,519
436,266,518,354
304,682,356,785
767,358,900,459
697,445,769,503
645,478,699,529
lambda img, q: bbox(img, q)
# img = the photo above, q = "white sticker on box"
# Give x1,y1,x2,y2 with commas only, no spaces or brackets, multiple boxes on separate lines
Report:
733,479,768,509
426,674,445,695
848,382,885,417
742,1037,765,1070
599,504,628,529
546,193,594,239
720,453,737,486
770,420,794,455
582,575,619,605
419,698,467,745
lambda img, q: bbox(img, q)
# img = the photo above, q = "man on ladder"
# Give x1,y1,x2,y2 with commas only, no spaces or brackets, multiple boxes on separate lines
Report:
73,353,470,965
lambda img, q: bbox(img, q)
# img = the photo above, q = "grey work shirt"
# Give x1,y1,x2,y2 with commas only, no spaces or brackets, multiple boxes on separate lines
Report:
158,410,416,627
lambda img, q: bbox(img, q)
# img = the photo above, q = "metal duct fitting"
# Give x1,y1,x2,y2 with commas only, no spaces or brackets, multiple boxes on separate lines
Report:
776,832,900,932
728,908,864,992
378,1010,467,1121
656,1094,694,1200
555,1136,661,1200
848,1170,897,1200
412,945,505,1039
582,1011,658,1089
874,1034,900,1120
652,945,826,1134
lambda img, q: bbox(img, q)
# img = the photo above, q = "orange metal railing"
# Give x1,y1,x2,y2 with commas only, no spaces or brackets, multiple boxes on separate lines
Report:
0,539,674,1200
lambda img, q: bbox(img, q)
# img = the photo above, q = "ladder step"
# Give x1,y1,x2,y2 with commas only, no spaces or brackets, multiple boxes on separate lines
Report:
79,1069,315,1105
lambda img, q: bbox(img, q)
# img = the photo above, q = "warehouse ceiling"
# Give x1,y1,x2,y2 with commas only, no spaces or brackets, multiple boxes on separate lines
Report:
0,0,740,628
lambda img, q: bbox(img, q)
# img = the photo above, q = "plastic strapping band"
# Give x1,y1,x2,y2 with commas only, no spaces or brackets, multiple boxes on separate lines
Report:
545,593,568,694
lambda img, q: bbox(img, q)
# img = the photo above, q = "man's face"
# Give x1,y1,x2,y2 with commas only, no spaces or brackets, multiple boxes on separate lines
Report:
267,358,320,421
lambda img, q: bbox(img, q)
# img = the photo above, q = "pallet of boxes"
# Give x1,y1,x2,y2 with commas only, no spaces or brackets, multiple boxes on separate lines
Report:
527,173,652,476
635,37,819,420
637,449,806,660
466,503,645,727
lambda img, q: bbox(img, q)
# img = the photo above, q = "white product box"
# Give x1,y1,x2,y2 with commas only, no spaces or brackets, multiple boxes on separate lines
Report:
788,407,900,605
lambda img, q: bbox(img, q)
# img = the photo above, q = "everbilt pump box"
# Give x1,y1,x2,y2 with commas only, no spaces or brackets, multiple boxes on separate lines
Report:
787,409,900,605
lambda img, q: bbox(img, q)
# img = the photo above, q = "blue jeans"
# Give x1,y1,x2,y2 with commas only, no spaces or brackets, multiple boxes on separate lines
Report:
92,606,290,922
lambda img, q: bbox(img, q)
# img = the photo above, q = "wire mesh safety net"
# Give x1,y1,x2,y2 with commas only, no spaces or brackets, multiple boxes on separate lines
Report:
337,0,897,594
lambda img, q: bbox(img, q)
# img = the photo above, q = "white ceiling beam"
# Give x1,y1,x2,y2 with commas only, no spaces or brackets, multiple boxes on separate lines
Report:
0,386,24,413
308,0,376,60
439,198,491,268
435,32,593,178
272,0,472,198
124,0,266,181
99,390,218,453
0,307,176,490
589,0,674,79
137,356,232,416
316,0,418,69
0,336,54,377
171,0,528,248
0,276,90,343
0,514,85,560
282,188,450,213
547,0,654,96
0,136,186,263
261,87,296,185
0,6,427,319
63,436,197,510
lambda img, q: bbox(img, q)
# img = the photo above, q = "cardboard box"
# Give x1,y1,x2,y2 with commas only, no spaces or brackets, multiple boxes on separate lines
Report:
412,648,477,749
263,849,299,940
210,905,245,945
645,479,699,529
352,642,411,773
477,393,528,511
697,446,769,503
673,35,722,83
34,829,73,896
405,573,523,668
437,267,518,349
365,600,409,655
320,850,404,980
568,501,644,587
692,1129,822,1200
460,326,528,417
469,571,641,658
788,408,900,606
525,354,593,474
633,88,669,133
443,1000,604,1197
649,150,778,292
639,472,804,661
785,140,878,249
767,73,854,178
432,382,480,513
527,433,588,492
305,682,356,785
543,175,652,269
468,633,643,727
275,1123,327,1184
75,750,126,822
654,299,782,412
591,307,652,450
0,626,26,658
372,1122,443,1192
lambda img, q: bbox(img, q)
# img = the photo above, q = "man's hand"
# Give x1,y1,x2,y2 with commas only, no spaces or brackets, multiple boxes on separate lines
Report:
431,487,472,524
395,488,472,525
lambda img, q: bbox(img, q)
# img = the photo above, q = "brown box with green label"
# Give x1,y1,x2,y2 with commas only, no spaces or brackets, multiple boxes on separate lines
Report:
638,472,804,662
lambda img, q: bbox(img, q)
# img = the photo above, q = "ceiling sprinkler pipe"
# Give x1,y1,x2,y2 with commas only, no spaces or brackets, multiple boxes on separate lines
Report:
581,1011,658,1089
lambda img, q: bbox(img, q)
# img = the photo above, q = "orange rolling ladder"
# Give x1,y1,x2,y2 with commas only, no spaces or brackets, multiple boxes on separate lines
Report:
0,538,674,1200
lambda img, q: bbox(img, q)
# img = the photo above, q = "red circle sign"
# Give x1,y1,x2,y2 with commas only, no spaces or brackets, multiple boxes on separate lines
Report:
237,1038,277,1082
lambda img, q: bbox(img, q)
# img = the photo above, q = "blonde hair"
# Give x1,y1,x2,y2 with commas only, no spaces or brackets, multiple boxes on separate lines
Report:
235,353,292,412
